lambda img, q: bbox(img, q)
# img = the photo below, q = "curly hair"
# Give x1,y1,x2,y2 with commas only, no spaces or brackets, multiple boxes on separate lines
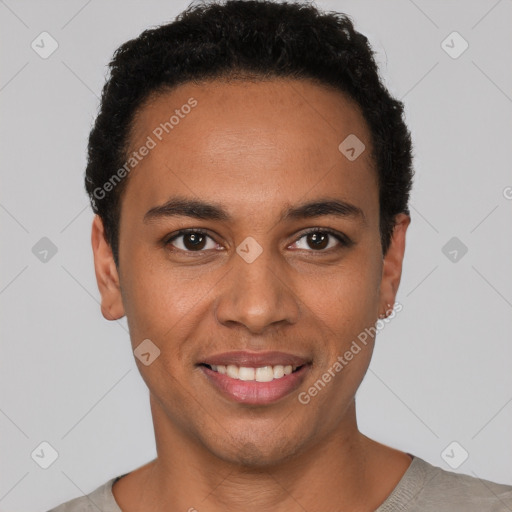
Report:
85,0,414,268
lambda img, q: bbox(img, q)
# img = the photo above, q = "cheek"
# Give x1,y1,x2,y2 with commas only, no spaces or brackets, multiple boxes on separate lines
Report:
305,252,382,328
120,245,203,332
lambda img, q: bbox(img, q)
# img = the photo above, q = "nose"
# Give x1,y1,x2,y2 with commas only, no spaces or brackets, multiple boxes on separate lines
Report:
214,246,300,334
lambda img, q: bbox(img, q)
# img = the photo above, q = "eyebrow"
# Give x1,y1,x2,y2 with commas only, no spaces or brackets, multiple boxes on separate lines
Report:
143,195,366,225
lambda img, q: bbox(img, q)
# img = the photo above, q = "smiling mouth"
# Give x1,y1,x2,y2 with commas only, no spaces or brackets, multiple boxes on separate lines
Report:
199,363,305,382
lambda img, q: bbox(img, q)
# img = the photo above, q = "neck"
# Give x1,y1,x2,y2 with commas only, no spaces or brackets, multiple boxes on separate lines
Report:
116,397,408,512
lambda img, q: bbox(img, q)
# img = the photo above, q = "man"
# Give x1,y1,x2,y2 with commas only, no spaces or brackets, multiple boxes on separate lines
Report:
48,0,512,510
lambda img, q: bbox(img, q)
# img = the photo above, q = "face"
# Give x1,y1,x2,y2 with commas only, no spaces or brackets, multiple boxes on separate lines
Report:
92,78,409,467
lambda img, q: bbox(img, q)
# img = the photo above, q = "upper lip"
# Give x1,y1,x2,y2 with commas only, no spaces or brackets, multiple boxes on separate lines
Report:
200,351,310,367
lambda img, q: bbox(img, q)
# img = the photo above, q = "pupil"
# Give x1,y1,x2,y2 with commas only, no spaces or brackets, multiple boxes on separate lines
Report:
308,232,328,250
185,233,205,250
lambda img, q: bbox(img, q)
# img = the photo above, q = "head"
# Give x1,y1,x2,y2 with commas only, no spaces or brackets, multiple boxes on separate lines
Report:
90,0,413,467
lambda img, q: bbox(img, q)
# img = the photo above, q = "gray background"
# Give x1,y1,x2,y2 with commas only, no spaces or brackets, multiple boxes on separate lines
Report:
1,0,511,510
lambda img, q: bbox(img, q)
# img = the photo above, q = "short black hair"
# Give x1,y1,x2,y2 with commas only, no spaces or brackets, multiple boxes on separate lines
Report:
85,0,414,268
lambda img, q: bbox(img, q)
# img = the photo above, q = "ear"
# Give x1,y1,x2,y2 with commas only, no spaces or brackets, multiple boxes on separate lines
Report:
378,213,410,318
91,215,125,321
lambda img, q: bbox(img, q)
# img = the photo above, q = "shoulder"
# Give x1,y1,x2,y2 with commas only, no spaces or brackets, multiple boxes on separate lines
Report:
381,455,512,512
45,476,122,512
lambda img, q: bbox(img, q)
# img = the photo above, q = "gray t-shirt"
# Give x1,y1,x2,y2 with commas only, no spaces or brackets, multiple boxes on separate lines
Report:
47,454,512,511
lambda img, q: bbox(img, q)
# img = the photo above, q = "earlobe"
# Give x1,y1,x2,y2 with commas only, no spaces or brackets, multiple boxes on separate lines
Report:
91,215,126,321
378,213,410,318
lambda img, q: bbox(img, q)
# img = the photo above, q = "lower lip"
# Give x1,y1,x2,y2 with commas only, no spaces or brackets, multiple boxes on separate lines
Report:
200,365,310,405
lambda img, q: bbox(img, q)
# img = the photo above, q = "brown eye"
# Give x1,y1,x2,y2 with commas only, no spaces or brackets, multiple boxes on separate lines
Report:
306,232,329,250
291,229,350,252
165,230,218,252
182,232,207,250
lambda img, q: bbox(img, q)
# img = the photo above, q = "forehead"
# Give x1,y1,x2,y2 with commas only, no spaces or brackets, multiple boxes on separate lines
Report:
122,78,378,224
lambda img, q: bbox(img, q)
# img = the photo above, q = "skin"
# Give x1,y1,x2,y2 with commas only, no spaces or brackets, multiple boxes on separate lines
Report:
92,78,412,512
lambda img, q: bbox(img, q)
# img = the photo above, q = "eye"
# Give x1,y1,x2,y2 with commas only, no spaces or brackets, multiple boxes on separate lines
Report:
290,228,351,252
164,229,220,252
164,228,352,254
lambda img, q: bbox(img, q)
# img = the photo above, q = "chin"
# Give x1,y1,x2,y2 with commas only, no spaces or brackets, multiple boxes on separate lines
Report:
205,430,305,469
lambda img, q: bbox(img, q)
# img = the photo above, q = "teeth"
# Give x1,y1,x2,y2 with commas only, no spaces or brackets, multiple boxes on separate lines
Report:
226,364,239,379
273,365,285,379
238,367,255,381
207,363,302,381
255,366,274,382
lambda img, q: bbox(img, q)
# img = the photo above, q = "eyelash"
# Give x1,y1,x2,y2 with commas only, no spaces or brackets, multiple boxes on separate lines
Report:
163,227,352,254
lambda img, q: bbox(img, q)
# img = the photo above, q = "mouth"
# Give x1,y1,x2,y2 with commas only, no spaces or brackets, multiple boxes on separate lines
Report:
197,351,311,405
